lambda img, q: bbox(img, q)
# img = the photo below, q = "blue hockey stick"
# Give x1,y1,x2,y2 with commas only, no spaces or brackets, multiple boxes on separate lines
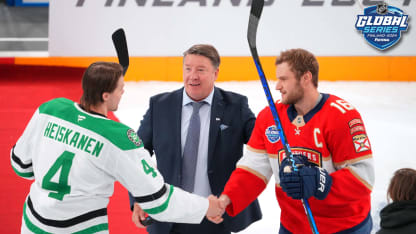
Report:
247,1,319,233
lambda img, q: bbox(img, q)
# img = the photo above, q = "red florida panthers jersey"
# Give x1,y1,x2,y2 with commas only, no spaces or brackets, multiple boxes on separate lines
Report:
223,93,374,234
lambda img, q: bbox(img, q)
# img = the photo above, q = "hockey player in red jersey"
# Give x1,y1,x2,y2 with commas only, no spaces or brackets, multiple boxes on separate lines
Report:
210,49,375,233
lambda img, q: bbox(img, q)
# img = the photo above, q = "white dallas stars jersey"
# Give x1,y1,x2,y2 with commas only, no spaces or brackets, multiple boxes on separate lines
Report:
11,98,208,233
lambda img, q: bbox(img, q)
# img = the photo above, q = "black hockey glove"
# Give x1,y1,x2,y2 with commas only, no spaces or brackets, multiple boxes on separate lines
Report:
279,155,332,200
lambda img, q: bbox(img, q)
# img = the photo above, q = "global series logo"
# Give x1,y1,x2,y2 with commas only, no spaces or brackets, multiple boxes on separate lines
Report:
355,3,409,50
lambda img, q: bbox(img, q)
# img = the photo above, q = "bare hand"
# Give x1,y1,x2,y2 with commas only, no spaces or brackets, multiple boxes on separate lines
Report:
206,195,225,224
207,194,231,224
132,203,148,228
218,194,231,209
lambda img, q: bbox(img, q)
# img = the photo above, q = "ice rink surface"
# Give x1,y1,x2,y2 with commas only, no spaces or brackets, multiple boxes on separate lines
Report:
117,81,416,233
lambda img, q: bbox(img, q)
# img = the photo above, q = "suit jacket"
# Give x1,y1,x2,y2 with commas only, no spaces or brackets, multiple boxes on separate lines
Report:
130,87,262,233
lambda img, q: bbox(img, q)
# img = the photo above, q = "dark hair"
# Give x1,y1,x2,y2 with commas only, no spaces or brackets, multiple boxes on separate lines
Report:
80,62,123,112
183,44,220,68
275,48,319,87
387,168,416,202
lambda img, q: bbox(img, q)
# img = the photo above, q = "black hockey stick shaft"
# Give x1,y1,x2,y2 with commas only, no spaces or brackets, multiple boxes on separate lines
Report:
247,1,319,233
112,28,154,226
112,28,129,76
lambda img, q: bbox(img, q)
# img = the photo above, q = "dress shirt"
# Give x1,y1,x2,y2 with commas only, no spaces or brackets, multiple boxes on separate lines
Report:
181,88,214,197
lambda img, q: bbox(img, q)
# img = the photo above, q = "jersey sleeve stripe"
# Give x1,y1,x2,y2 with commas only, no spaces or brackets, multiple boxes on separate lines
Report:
237,165,268,184
134,184,167,203
333,154,373,167
10,146,34,179
268,154,278,158
347,161,374,190
142,185,174,215
27,196,107,228
346,167,373,190
11,146,32,169
237,149,273,182
322,154,333,161
247,145,267,154
11,165,34,178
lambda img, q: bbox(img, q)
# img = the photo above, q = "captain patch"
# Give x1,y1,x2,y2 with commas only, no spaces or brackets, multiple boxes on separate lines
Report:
352,134,371,153
127,129,143,147
265,125,280,143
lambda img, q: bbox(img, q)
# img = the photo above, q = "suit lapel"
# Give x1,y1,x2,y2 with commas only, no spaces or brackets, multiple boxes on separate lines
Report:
208,87,224,166
173,89,184,163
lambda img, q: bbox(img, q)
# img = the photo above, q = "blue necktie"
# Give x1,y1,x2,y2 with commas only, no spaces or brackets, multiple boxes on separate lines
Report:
181,102,204,192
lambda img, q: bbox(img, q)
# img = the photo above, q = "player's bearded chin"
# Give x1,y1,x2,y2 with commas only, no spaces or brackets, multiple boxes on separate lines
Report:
283,86,304,105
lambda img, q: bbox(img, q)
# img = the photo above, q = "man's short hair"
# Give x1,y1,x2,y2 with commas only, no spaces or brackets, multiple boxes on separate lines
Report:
183,44,220,69
80,62,123,111
275,48,319,87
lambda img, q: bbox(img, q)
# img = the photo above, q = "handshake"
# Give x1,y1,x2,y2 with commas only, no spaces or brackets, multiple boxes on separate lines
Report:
205,194,231,224
132,194,231,228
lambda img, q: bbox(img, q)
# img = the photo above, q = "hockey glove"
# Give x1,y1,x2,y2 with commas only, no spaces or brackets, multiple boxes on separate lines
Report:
279,154,310,173
299,166,332,200
279,155,332,200
279,155,310,200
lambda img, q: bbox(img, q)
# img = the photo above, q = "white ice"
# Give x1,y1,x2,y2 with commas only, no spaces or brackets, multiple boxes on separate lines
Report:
117,81,416,233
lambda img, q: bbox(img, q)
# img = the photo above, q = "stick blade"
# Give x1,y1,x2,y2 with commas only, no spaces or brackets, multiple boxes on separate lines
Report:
112,28,129,75
247,0,264,49
247,0,264,60
250,0,264,19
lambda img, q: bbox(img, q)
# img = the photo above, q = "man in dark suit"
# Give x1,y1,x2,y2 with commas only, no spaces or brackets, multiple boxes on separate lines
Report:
129,44,262,234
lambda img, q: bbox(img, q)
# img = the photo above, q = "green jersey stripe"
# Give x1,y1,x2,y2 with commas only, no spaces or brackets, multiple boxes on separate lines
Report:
23,203,109,234
143,185,174,215
72,223,109,234
24,202,52,234
38,98,142,150
12,165,34,178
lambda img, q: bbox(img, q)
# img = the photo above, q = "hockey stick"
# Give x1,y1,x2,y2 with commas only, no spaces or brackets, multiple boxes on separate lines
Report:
247,1,319,233
112,28,129,76
112,29,153,226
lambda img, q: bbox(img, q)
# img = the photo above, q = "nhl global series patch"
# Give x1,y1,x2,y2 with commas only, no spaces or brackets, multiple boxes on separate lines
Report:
265,125,280,143
355,3,408,50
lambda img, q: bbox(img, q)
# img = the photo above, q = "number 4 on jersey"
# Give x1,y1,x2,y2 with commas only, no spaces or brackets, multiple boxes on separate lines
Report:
42,151,75,201
141,159,157,178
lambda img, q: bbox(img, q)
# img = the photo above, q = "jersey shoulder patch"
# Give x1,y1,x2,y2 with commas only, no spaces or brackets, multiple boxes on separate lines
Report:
127,129,143,147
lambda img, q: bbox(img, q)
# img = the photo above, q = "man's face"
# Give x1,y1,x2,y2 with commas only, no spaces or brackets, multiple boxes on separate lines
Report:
183,54,218,101
106,75,125,111
275,62,304,105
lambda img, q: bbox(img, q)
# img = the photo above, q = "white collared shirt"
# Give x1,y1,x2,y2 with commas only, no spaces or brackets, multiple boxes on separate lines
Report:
181,88,214,197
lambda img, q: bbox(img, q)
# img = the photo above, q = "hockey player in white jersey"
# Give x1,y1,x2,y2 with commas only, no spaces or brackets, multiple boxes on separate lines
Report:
11,62,224,233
